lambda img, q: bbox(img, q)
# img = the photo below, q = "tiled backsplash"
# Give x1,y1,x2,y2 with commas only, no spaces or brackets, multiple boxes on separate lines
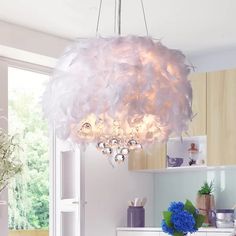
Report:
154,167,236,226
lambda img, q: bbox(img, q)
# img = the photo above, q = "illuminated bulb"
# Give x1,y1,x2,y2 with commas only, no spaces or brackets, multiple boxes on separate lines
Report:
136,143,142,149
121,148,129,155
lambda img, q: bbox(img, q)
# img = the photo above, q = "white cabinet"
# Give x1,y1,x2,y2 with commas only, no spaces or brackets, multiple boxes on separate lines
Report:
117,232,158,236
160,232,206,236
207,233,232,236
117,229,233,236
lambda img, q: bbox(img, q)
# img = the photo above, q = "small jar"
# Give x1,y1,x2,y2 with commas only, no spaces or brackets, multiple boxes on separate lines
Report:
127,206,145,227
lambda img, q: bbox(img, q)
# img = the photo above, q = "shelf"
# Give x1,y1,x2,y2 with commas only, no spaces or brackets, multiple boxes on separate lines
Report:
131,165,236,173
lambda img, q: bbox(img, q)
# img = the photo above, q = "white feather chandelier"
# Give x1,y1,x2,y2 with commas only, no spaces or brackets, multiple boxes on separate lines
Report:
42,1,192,164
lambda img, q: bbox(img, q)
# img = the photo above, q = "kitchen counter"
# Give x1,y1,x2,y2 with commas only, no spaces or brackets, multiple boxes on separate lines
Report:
117,227,234,233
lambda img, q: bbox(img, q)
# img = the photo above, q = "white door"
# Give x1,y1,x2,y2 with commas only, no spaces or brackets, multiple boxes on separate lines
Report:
51,137,85,236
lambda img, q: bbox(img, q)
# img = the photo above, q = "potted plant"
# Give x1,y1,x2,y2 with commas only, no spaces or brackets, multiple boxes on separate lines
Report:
162,200,205,236
0,129,22,196
196,181,215,225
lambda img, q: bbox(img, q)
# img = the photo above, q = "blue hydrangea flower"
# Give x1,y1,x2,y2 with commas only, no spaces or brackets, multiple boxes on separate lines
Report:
161,219,174,235
168,201,184,213
171,210,197,233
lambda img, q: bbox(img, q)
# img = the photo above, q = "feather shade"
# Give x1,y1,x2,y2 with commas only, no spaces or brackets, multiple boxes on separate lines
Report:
42,36,192,162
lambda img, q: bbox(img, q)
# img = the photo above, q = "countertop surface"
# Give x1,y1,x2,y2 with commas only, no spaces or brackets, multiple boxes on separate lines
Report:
117,227,234,232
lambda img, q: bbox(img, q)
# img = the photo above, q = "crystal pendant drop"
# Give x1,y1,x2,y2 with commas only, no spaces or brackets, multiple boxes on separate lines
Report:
110,138,119,147
127,139,138,150
115,153,125,163
102,147,112,155
97,141,106,149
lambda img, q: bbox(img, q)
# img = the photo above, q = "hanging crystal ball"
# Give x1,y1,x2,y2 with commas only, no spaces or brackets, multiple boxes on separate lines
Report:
127,139,138,150
110,138,119,146
97,141,106,150
115,153,125,163
102,147,112,155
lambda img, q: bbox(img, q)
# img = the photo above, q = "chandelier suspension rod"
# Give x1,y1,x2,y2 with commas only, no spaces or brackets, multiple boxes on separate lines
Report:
140,0,149,36
118,0,122,35
114,0,117,34
96,0,103,36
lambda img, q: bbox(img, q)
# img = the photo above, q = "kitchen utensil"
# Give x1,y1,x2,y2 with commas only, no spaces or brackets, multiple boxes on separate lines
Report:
127,206,145,227
134,197,142,207
128,200,134,207
141,197,147,207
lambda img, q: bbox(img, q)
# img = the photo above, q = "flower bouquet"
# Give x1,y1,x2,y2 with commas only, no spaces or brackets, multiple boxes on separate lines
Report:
162,200,205,236
0,129,22,194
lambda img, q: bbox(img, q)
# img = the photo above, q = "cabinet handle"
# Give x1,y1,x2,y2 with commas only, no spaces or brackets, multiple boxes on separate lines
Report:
72,201,80,204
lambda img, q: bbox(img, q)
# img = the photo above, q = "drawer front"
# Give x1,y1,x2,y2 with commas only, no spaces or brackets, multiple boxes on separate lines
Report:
117,231,159,236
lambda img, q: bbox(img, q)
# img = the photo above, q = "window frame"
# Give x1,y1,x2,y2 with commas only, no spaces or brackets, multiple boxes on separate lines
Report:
0,57,54,236
0,56,85,236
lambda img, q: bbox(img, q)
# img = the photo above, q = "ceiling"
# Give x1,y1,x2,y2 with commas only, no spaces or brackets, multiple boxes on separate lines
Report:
0,0,235,56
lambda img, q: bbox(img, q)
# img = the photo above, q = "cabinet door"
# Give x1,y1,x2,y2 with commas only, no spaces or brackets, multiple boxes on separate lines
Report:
207,69,236,166
187,73,207,136
117,231,158,236
128,142,166,171
170,72,207,138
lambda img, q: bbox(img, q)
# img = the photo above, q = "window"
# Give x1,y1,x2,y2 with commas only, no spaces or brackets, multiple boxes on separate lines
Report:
8,67,50,235
0,59,83,236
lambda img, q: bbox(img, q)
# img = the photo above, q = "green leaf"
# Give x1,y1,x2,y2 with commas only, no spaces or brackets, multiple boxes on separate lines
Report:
195,214,205,228
173,232,184,236
163,211,172,227
198,181,214,195
184,199,196,214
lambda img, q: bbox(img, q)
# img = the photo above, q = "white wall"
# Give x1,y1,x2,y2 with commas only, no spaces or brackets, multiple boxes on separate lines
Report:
85,145,154,236
0,20,69,59
154,168,236,226
189,47,236,72
1,19,236,236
